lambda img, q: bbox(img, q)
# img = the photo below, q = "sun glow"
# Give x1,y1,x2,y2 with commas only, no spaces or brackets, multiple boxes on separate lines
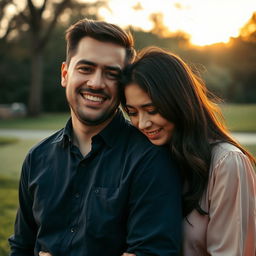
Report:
98,0,256,46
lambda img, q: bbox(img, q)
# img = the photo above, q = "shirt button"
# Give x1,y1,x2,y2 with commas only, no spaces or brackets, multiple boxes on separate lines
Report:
94,189,99,194
70,227,76,233
75,193,80,198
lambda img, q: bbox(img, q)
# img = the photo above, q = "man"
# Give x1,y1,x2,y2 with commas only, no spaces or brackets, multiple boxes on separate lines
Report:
9,19,182,256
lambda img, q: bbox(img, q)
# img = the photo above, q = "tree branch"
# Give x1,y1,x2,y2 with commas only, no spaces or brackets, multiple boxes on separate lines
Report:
39,0,49,16
39,0,72,49
27,0,36,18
0,0,12,14
0,14,19,40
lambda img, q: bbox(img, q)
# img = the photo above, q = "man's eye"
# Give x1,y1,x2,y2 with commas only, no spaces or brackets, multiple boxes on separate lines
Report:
106,71,120,80
77,66,92,73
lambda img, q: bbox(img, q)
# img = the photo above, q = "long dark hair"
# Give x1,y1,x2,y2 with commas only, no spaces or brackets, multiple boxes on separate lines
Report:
120,47,255,217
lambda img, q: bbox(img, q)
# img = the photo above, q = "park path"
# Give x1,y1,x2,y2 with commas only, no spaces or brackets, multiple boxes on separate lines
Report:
0,129,256,145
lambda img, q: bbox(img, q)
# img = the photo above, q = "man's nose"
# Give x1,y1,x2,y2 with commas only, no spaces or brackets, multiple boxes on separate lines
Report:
87,70,104,89
138,114,152,130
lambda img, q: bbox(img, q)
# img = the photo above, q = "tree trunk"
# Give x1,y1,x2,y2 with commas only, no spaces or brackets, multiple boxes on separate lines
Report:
27,51,43,116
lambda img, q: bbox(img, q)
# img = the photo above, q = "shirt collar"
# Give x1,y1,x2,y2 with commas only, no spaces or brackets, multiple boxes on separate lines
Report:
51,118,72,147
97,109,126,147
51,110,127,148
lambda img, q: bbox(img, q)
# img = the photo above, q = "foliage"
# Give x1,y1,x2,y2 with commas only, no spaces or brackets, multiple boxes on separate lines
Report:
1,8,256,113
0,0,108,116
240,12,256,42
1,0,74,116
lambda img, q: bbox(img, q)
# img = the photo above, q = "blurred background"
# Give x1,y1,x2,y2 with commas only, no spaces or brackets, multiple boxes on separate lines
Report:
0,0,256,254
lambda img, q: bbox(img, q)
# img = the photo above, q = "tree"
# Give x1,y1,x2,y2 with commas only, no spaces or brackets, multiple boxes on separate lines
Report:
240,12,256,42
224,13,256,102
0,0,107,116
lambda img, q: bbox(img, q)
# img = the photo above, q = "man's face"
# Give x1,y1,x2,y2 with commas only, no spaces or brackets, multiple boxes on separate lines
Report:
61,37,126,126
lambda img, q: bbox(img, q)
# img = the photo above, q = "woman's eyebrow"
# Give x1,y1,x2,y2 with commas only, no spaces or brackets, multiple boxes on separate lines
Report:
126,103,154,108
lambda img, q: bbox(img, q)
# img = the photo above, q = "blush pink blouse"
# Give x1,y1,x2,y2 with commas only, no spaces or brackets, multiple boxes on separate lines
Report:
183,142,256,256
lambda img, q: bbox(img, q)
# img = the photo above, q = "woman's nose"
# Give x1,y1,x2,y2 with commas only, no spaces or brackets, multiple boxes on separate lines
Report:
138,115,152,130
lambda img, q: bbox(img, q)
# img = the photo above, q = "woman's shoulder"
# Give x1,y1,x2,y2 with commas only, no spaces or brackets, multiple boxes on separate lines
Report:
211,142,243,164
210,142,254,179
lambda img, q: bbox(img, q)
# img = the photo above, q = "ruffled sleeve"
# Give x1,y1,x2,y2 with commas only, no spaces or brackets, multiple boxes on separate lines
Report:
207,146,256,255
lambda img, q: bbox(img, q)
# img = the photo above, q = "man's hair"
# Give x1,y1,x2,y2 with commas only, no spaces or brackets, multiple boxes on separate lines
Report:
65,18,135,65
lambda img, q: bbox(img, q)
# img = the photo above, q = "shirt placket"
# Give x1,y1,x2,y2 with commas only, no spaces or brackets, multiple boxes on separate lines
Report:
64,139,103,254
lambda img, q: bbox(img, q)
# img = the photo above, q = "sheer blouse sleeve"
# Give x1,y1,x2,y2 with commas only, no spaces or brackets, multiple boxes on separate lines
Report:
206,147,256,256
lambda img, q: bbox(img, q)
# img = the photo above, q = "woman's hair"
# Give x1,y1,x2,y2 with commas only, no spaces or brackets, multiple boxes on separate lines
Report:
120,47,255,217
65,18,135,65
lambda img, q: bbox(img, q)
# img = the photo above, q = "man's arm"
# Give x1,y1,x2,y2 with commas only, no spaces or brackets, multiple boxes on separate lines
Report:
126,148,182,256
9,153,37,256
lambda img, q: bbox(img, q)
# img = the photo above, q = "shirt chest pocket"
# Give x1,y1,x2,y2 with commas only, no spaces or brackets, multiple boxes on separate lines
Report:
87,186,128,236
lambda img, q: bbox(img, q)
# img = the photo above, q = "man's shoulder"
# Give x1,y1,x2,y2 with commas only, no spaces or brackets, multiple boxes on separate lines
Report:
120,120,169,156
28,128,65,155
121,120,152,145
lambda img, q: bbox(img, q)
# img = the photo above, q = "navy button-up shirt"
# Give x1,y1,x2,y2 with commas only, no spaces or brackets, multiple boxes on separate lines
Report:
9,111,182,256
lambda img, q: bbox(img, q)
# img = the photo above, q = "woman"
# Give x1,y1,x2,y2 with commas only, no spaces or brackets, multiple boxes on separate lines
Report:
120,47,256,255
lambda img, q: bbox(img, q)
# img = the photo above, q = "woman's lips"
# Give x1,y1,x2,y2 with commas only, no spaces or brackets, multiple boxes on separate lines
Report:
144,128,162,139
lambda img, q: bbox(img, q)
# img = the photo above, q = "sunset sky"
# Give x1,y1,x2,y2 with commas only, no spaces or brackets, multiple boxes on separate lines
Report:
96,0,256,46
2,0,256,46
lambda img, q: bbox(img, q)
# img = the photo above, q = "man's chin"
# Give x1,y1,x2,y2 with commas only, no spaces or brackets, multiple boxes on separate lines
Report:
77,110,117,126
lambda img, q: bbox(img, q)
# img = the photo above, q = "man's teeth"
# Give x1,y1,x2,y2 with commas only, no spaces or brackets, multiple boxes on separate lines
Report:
83,94,104,102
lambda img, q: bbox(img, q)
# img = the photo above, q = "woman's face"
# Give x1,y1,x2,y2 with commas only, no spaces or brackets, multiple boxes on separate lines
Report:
124,83,175,146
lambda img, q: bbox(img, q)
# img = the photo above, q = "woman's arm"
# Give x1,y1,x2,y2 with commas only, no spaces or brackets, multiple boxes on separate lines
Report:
207,149,256,255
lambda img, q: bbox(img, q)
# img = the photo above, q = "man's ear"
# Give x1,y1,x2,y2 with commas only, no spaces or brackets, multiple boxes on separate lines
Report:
61,62,68,88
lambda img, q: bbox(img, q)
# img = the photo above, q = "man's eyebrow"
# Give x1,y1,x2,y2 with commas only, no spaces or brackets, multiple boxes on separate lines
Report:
76,59,122,72
105,66,122,72
76,60,96,66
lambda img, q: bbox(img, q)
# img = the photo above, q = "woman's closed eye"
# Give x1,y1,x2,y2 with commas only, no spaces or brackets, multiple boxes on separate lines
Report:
145,107,158,115
125,106,158,116
126,107,137,116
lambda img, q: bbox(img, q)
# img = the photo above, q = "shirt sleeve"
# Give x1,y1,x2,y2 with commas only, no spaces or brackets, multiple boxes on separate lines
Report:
206,150,256,255
8,152,37,256
125,148,182,256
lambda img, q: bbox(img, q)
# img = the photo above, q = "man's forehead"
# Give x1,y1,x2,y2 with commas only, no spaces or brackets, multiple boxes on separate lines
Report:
74,37,126,67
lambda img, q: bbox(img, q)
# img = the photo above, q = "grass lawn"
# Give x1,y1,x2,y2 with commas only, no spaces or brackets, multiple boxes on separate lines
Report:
0,112,69,130
244,145,256,157
0,139,38,256
0,139,39,179
0,176,18,255
221,104,256,132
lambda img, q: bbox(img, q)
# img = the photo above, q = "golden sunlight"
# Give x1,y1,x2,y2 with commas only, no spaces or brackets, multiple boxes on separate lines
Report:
98,0,256,46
